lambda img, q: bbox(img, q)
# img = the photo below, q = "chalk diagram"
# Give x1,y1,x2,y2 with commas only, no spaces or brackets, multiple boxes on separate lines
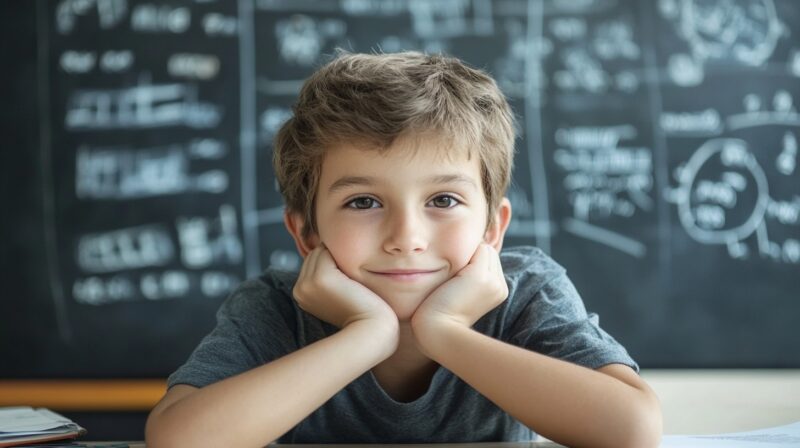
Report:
664,85,800,264
666,135,799,264
658,0,790,86
548,15,642,94
669,138,768,244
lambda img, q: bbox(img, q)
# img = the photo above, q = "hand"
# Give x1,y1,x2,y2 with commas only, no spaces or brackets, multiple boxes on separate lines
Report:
411,244,508,332
293,245,398,330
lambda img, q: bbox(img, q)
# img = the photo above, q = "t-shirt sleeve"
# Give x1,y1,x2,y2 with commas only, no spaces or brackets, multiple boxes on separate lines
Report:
167,277,299,389
507,272,639,372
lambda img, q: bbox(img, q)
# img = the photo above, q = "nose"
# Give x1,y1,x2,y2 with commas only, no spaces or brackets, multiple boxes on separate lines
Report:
382,207,428,255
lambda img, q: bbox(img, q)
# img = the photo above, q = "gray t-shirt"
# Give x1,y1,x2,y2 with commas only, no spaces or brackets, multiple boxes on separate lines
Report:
168,246,637,443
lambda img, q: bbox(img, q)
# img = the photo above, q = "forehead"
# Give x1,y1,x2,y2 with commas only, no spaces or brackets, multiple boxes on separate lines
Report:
319,138,482,193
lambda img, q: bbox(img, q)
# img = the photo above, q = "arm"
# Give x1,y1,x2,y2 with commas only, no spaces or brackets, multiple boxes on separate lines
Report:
411,244,662,448
146,317,397,448
147,245,400,448
413,319,662,448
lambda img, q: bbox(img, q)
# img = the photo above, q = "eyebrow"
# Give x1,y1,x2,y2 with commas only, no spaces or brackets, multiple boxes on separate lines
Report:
327,174,479,195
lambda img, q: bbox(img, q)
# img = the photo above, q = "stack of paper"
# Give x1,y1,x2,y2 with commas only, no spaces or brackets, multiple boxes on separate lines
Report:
0,406,86,447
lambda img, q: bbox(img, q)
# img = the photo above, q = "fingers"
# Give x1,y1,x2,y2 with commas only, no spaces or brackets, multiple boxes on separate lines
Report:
486,244,503,275
483,243,495,272
301,244,331,271
474,243,500,273
298,245,322,279
315,244,346,277
476,244,505,289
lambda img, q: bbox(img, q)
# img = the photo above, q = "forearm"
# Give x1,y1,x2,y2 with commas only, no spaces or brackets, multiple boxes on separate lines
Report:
147,319,398,448
415,321,661,448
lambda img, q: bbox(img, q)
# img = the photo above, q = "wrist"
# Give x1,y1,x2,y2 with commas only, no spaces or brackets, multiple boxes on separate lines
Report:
345,315,400,361
411,314,468,358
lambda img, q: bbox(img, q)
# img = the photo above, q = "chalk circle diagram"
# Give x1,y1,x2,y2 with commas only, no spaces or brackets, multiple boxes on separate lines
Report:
663,0,784,86
675,138,769,245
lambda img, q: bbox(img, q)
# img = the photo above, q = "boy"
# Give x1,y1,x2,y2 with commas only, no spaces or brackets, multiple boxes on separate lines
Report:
146,51,662,448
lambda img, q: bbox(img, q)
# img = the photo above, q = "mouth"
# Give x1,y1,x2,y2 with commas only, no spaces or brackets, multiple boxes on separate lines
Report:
367,268,443,282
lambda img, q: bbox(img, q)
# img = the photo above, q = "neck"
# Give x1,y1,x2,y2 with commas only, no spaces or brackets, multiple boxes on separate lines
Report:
370,321,440,402
395,321,429,359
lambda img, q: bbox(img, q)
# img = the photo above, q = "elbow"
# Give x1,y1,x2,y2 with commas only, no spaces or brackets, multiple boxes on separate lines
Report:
619,390,663,448
145,409,172,448
145,408,192,448
622,421,662,448
146,407,279,448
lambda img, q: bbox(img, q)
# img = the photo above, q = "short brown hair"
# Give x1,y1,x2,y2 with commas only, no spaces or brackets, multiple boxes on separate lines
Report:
273,51,516,240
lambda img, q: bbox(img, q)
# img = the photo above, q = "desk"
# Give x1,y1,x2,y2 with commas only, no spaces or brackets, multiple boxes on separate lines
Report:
641,369,800,434
7,370,799,447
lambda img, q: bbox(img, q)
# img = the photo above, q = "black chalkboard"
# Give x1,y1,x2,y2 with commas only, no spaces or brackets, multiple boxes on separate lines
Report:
2,0,798,378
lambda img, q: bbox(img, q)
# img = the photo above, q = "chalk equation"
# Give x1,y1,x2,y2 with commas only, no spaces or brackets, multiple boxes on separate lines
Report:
75,140,228,199
73,205,243,305
57,1,238,36
552,125,654,258
65,75,222,130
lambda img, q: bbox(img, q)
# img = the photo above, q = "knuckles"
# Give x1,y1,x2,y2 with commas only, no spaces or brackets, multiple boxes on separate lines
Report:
293,272,336,300
474,273,508,303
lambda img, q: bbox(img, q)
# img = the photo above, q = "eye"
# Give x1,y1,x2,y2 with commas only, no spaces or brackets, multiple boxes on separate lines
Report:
429,194,460,208
345,196,380,210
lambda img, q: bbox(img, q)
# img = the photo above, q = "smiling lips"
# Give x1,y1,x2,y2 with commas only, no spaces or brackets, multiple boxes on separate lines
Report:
369,268,442,282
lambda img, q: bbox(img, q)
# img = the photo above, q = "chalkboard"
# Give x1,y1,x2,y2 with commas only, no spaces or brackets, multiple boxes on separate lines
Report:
2,0,798,378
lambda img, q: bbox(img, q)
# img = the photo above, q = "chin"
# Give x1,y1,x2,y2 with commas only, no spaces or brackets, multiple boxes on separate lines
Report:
380,294,426,322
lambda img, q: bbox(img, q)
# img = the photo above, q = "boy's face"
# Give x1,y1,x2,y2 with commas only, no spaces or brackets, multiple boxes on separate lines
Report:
289,136,510,321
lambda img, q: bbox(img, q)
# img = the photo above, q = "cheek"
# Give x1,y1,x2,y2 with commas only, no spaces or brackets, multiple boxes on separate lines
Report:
437,220,486,271
318,220,371,275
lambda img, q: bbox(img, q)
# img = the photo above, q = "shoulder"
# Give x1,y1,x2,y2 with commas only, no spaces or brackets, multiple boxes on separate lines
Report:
500,245,566,293
216,268,300,319
473,246,569,334
489,245,577,331
259,268,301,297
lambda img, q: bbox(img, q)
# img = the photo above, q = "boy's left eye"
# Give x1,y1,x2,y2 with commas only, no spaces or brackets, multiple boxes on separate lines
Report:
429,195,460,208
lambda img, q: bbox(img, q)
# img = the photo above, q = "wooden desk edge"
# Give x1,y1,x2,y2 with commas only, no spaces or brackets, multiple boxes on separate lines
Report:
0,379,167,411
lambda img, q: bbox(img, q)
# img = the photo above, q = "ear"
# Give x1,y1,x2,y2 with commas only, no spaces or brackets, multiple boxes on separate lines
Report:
483,197,512,252
283,210,320,258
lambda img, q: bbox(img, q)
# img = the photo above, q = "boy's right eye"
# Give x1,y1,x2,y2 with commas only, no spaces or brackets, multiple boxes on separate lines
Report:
345,197,380,209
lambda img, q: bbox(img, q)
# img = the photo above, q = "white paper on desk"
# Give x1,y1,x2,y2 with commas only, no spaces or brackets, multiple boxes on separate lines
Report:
661,421,800,447
0,406,78,435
